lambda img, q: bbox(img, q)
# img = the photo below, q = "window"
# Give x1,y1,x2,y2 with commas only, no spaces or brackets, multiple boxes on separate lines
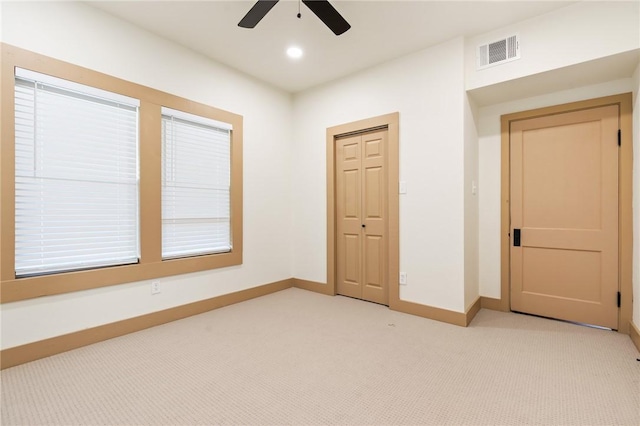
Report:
14,69,139,277
161,108,232,259
1,44,243,303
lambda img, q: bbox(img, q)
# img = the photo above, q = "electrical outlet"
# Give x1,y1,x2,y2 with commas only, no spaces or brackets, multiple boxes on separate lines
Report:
399,272,407,285
151,281,161,295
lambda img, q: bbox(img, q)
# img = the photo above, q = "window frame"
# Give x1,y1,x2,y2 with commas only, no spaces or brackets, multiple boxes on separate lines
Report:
0,44,243,303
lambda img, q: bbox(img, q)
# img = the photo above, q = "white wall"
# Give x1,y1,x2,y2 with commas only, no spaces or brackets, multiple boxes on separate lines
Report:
292,37,468,313
633,63,640,330
0,2,294,350
464,94,479,309
465,1,640,91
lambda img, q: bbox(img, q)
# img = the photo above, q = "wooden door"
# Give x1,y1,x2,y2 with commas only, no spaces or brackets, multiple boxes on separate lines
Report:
336,130,388,305
510,105,619,329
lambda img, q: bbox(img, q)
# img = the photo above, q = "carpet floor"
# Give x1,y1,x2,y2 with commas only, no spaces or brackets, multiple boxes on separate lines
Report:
1,287,639,425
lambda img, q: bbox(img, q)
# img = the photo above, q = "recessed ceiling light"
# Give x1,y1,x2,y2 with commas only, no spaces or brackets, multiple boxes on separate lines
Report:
286,46,303,59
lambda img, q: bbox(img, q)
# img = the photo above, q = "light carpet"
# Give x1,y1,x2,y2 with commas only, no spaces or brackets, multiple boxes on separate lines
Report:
1,287,639,425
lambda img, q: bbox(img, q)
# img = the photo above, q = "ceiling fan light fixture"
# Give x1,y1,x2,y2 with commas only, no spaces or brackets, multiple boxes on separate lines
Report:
287,46,304,59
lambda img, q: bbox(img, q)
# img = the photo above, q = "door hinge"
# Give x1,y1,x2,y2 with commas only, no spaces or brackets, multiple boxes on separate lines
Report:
618,129,621,146
617,291,621,308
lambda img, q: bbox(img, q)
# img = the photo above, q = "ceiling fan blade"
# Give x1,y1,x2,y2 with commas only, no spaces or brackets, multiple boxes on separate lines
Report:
302,0,351,35
238,0,279,28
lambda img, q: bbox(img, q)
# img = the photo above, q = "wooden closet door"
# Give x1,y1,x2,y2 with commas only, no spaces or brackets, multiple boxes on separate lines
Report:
336,130,388,305
336,135,363,299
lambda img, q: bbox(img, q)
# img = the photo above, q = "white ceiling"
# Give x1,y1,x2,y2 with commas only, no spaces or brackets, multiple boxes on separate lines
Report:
89,0,576,93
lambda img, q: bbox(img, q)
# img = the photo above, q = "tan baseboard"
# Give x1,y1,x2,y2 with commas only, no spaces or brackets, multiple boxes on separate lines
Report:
293,278,333,295
481,296,507,312
1,278,293,370
294,279,469,327
630,321,640,354
292,278,470,327
465,297,482,326
390,299,467,327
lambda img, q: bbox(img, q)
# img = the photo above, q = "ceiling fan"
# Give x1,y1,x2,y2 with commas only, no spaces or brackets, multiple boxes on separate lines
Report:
239,0,351,36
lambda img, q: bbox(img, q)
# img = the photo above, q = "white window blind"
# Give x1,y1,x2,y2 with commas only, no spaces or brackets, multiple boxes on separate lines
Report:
14,69,139,277
161,107,232,259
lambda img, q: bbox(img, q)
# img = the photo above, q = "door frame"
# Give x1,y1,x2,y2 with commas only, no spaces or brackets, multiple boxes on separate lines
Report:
327,112,399,306
499,93,633,334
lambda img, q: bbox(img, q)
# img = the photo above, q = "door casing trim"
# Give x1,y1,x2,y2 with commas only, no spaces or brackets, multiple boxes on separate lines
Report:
499,93,633,334
327,113,400,307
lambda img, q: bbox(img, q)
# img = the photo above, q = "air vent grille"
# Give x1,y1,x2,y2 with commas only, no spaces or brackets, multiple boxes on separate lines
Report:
477,34,520,70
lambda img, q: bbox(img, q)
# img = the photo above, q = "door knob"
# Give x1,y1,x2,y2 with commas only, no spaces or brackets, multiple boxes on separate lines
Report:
362,224,366,228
